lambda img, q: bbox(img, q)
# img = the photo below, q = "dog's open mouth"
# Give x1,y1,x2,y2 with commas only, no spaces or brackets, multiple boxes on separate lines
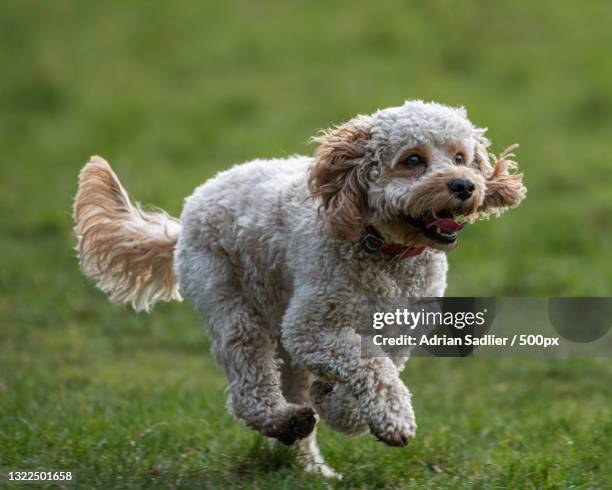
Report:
403,210,466,244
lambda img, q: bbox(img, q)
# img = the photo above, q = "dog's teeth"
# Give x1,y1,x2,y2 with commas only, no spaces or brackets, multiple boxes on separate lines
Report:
432,210,439,220
436,226,442,234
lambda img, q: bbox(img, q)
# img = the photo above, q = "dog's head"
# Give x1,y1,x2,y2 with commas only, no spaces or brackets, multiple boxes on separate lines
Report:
308,100,526,251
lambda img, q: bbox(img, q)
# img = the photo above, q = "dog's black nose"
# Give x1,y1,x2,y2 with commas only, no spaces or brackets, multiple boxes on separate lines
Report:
448,178,475,200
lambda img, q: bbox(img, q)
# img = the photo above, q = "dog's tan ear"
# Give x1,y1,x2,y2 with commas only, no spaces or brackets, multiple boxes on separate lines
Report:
308,117,373,240
474,130,526,213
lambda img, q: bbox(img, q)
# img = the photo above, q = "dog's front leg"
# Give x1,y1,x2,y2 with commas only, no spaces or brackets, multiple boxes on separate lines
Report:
281,295,416,446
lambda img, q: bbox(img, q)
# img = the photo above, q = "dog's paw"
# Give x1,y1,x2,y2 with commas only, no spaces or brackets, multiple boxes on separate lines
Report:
369,418,416,447
263,405,316,446
302,460,343,480
288,406,317,441
363,382,417,447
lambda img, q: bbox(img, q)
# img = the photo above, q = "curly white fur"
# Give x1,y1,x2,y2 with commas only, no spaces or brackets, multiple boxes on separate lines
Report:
74,100,525,477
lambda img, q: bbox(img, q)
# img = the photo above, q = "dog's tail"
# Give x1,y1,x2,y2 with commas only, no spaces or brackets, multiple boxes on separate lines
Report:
73,156,182,312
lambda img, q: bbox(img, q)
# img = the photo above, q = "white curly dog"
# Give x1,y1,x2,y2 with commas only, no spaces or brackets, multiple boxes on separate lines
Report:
74,100,525,477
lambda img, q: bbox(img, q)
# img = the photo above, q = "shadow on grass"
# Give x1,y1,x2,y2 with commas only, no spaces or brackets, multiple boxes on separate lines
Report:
229,437,298,476
179,436,323,488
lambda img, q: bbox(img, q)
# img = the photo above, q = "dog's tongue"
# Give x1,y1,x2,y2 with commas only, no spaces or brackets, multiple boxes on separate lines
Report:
428,218,464,233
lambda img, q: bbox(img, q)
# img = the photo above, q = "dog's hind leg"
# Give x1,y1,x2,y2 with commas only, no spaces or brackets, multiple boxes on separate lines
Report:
279,353,341,479
208,296,316,445
177,247,316,445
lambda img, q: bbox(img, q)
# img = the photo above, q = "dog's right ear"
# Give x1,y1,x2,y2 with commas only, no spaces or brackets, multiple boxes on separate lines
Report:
308,117,373,240
473,129,526,214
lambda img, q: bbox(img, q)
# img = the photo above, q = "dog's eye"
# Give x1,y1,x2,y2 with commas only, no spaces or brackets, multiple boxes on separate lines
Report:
454,152,465,164
402,154,425,166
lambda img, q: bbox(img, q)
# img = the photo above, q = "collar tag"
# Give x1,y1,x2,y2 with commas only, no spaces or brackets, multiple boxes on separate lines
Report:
362,231,384,253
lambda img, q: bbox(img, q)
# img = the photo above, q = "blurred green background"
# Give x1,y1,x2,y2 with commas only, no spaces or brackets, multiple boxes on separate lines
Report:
1,1,611,488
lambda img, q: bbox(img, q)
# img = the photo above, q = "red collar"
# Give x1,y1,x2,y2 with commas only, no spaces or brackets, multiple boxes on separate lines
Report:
361,224,426,260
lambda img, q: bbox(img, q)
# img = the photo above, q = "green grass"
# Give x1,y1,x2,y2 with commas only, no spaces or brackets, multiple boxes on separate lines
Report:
1,0,611,487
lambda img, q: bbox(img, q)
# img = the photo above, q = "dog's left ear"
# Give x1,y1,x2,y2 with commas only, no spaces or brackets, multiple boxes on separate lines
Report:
474,129,527,213
308,117,373,240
